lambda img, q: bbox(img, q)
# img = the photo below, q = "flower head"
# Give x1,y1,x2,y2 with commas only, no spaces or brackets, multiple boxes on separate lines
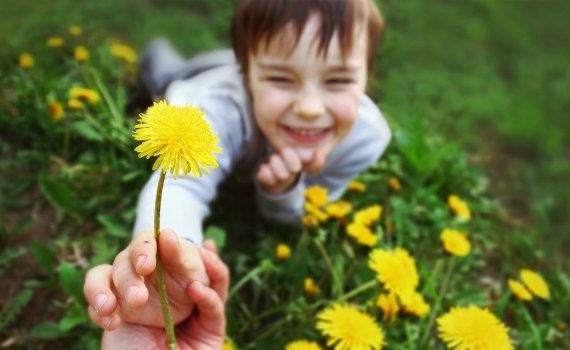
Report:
133,101,221,178
440,228,471,256
448,195,471,220
69,25,82,36
347,223,379,247
520,269,550,299
47,37,64,47
369,248,419,298
19,53,34,69
275,243,291,261
302,214,320,228
388,177,401,192
376,292,399,321
400,290,430,317
48,100,64,120
74,45,89,63
305,202,329,223
437,306,513,350
354,205,382,227
69,87,100,104
305,185,329,207
347,180,366,192
285,340,323,350
508,279,533,301
110,43,138,64
316,304,385,350
68,98,84,110
304,277,320,296
325,201,352,219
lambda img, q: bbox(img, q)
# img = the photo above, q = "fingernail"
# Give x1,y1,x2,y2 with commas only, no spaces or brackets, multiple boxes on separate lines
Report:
126,286,139,304
100,316,112,329
94,294,108,314
135,255,147,272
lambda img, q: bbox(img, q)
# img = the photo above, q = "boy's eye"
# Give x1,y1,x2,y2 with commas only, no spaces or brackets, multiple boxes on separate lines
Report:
267,76,294,84
325,78,353,85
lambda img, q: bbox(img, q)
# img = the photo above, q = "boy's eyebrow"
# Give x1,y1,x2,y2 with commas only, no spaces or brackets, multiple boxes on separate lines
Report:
257,61,362,73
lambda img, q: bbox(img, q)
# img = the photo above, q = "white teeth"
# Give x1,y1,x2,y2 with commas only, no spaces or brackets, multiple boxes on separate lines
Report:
286,126,328,136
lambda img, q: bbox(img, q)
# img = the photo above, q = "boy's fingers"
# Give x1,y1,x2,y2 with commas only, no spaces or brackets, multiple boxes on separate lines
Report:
202,239,218,254
305,147,327,174
84,264,118,317
159,229,210,286
256,164,276,187
111,250,148,308
185,281,225,336
88,305,121,331
200,248,230,302
281,147,302,173
129,229,157,276
269,154,289,181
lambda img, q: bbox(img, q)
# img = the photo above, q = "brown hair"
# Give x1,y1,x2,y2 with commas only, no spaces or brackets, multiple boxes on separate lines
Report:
231,0,385,75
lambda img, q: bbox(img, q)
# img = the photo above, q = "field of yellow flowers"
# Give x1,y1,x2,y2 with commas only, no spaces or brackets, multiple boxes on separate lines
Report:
1,1,569,349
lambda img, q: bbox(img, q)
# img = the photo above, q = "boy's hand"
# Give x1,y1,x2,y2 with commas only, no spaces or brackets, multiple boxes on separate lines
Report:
256,146,326,194
84,229,210,329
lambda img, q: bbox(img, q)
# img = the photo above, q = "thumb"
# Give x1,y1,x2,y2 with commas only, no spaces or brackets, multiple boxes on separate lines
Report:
304,147,327,174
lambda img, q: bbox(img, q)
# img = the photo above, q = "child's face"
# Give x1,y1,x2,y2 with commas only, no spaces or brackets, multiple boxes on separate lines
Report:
247,14,368,164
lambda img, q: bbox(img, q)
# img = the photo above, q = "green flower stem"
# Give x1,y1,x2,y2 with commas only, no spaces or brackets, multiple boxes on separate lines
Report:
228,260,273,300
520,302,543,350
419,257,456,349
313,238,344,297
339,279,377,301
154,171,176,350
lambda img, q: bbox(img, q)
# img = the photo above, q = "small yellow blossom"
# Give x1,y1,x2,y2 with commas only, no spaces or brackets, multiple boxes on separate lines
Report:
376,292,399,321
347,223,379,247
325,201,352,219
440,228,471,256
369,247,419,298
68,98,84,110
69,25,82,36
304,277,320,296
305,185,329,207
19,53,34,69
47,37,64,47
400,291,430,317
316,304,385,350
388,177,401,191
110,43,138,64
508,279,533,301
520,269,550,299
305,202,329,223
354,205,382,227
275,243,291,261
448,194,472,220
48,100,64,120
302,214,320,228
74,45,89,63
285,340,323,350
347,180,366,192
69,87,100,104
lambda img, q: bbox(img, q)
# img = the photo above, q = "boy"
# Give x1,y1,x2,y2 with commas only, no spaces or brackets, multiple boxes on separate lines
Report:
84,0,390,346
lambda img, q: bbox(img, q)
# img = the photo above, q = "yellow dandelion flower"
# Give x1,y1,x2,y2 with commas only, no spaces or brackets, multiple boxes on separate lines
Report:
388,177,401,191
440,228,471,256
110,43,138,64
69,87,100,104
376,292,399,321
437,306,513,350
400,290,430,317
69,25,82,36
520,269,550,299
508,279,533,301
305,202,329,222
316,304,385,350
354,205,382,227
68,98,84,110
222,340,234,350
347,180,366,192
302,214,320,228
47,37,64,47
369,248,419,298
304,277,320,296
275,243,291,261
48,100,64,121
19,53,34,69
285,340,323,350
305,185,329,207
448,195,472,220
133,101,221,178
325,201,352,219
74,45,89,63
347,223,379,247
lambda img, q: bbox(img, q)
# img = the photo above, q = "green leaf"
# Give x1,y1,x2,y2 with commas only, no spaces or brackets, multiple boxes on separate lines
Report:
204,225,226,250
39,175,79,216
72,121,104,142
97,214,130,238
59,261,85,306
58,315,87,332
30,321,66,340
29,240,56,276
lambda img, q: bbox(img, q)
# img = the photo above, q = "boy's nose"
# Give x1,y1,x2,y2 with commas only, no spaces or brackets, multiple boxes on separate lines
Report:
293,88,324,119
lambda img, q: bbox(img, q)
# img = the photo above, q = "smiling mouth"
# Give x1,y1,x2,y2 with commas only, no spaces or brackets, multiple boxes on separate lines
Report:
283,125,331,143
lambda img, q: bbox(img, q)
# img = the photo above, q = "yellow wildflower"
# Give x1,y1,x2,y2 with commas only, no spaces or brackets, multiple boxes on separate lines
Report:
305,202,329,222
508,279,533,301
69,87,100,104
440,228,471,256
316,304,385,350
305,185,329,207
68,98,84,110
222,340,234,350
347,180,366,192
388,177,401,191
304,277,320,296
74,45,89,63
347,223,379,247
19,53,34,69
369,248,419,298
47,37,64,47
325,201,352,219
354,205,382,227
376,292,399,321
275,243,291,261
69,25,82,36
400,291,430,317
448,194,472,220
48,100,64,120
520,269,550,299
133,100,221,178
110,43,138,64
302,214,319,228
285,340,323,350
437,306,514,350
